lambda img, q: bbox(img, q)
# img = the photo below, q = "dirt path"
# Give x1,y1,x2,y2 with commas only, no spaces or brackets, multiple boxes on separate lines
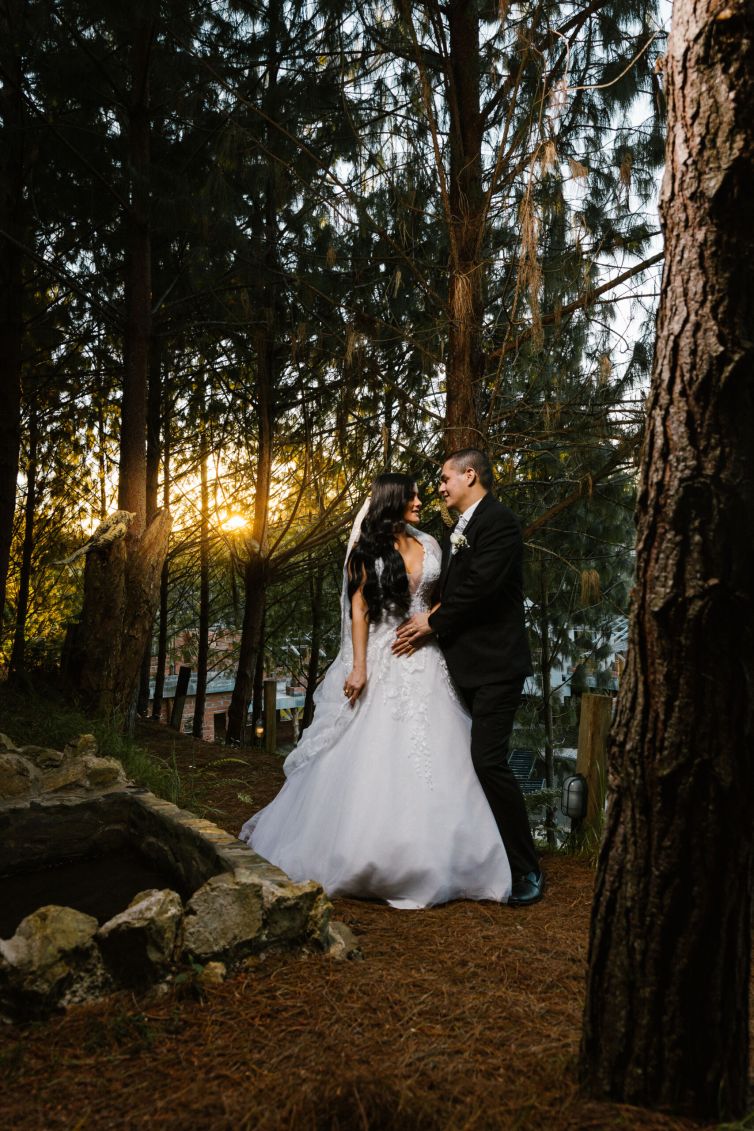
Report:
0,723,746,1130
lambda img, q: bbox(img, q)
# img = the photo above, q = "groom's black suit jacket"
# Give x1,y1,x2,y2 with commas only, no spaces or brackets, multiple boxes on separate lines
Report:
428,492,532,689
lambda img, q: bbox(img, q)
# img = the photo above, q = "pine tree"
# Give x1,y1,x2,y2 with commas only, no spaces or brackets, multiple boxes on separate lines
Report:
580,0,754,1117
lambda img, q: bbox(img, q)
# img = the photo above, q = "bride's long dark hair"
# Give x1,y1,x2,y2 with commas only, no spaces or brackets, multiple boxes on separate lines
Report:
347,473,416,623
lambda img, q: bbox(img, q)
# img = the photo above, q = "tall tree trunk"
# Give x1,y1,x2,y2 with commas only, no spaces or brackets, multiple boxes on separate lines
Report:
303,562,324,730
580,1,754,1120
137,335,162,714
226,380,273,743
118,13,152,536
8,404,37,681
251,611,265,730
96,376,108,520
0,2,25,627
226,0,279,744
62,8,170,723
444,0,484,451
382,389,394,469
193,398,210,739
151,405,170,720
538,599,556,847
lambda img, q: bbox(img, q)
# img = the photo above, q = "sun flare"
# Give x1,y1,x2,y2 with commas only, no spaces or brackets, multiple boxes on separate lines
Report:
221,514,248,533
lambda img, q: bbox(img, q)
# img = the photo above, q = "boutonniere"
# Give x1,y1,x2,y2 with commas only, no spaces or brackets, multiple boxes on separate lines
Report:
450,531,469,555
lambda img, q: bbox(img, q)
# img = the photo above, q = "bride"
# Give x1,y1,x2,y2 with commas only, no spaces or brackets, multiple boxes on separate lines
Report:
239,473,511,908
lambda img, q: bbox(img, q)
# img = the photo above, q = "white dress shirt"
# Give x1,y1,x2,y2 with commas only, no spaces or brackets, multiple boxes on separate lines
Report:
455,497,483,533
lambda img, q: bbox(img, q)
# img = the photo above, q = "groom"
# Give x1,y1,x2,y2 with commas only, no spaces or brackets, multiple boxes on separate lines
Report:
393,448,544,907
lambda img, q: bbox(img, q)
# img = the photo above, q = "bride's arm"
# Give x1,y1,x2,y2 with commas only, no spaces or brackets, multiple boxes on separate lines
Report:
344,587,368,705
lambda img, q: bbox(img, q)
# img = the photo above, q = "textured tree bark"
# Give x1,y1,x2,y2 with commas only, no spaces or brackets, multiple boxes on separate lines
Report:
0,2,26,625
580,0,754,1120
62,509,171,719
444,0,485,451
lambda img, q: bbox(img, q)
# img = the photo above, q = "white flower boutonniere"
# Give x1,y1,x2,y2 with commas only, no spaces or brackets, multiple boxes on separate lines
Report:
450,531,469,555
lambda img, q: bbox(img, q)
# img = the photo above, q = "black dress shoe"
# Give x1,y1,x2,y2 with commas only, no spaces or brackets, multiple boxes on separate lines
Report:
508,870,545,907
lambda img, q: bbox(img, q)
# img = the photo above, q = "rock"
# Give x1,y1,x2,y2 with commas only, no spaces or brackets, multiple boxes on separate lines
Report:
83,755,127,789
305,890,334,948
261,880,330,945
58,952,115,1009
324,921,362,961
39,757,88,793
0,905,110,1019
182,873,264,962
198,961,226,986
0,733,18,752
97,889,183,988
0,752,41,801
16,745,64,769
182,871,332,965
63,735,98,759
33,748,126,794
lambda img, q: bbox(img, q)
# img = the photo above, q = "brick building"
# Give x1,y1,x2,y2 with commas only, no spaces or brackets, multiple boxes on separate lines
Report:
148,671,305,743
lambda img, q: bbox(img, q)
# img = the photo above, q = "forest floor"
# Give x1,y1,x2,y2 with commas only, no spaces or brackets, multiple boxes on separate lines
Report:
1,719,752,1131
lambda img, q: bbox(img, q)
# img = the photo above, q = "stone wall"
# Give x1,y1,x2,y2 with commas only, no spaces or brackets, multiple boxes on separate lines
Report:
0,732,357,1021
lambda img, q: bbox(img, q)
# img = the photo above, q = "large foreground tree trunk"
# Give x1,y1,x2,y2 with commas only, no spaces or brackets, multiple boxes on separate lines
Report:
579,0,754,1120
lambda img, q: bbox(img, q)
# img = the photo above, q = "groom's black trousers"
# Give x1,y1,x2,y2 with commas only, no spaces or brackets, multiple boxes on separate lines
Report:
460,678,539,878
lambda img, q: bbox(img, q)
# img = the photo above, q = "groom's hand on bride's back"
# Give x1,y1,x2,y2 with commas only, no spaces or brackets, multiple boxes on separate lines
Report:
392,613,433,656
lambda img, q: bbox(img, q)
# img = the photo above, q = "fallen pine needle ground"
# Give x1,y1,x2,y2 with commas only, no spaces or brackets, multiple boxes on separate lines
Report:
1,723,750,1131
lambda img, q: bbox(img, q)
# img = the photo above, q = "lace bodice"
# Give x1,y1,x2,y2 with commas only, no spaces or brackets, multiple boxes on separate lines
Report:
373,527,441,621
283,526,463,782
406,533,441,614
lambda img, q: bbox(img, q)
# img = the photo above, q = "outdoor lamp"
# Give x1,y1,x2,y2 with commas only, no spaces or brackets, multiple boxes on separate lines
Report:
561,773,588,820
254,720,264,746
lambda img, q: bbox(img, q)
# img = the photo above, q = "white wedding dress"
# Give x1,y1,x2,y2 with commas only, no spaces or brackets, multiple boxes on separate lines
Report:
239,527,511,908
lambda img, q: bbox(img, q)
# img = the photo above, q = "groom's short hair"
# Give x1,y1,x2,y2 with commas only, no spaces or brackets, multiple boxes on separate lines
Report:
446,448,493,490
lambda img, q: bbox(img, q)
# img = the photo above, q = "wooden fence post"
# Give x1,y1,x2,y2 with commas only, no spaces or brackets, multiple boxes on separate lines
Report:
573,692,613,845
264,678,277,754
170,665,191,731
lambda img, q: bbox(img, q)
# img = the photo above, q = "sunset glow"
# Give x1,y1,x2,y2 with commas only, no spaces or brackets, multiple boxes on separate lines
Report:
221,514,248,533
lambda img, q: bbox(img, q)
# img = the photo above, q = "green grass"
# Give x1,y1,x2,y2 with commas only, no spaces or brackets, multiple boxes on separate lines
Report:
0,680,197,809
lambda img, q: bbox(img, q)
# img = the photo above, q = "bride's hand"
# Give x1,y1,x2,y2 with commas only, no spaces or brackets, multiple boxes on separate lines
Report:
343,667,367,705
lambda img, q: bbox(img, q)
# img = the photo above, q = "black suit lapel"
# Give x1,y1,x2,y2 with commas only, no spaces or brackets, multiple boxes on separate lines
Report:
459,491,493,541
438,493,493,595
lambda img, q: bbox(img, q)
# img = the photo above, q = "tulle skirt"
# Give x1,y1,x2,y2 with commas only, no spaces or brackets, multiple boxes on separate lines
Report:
239,626,511,908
